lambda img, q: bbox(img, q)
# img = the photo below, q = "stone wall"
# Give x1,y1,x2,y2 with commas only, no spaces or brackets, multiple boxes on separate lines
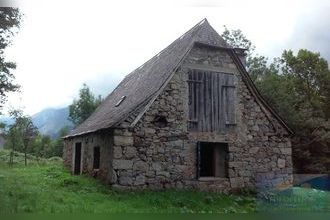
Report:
63,129,115,183
110,44,293,191
63,44,293,191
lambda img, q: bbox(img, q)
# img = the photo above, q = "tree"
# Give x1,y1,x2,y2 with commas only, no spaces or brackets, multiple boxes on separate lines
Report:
221,27,330,173
221,26,271,82
68,83,102,126
281,49,330,119
279,49,330,173
6,109,38,166
0,8,22,112
221,26,255,54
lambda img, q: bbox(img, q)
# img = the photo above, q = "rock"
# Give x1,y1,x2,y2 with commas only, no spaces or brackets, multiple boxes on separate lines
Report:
280,148,292,155
133,161,148,172
230,177,244,188
152,162,162,171
114,136,133,146
277,158,286,168
110,169,117,183
125,147,137,158
156,171,170,178
119,176,133,186
134,175,145,185
249,147,259,154
113,159,133,170
113,147,122,159
145,128,156,135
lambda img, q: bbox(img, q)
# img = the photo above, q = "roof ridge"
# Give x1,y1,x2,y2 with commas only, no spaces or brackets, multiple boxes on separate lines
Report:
66,19,232,138
124,19,206,80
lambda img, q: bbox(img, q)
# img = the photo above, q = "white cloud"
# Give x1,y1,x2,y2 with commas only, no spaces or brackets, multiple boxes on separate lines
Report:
3,0,329,115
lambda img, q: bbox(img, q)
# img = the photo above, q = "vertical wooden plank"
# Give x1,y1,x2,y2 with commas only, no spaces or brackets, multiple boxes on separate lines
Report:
219,74,225,132
209,72,214,132
214,73,219,132
192,70,196,130
197,71,202,131
201,71,206,132
228,87,236,124
227,74,236,125
205,71,211,132
188,70,192,130
193,70,198,131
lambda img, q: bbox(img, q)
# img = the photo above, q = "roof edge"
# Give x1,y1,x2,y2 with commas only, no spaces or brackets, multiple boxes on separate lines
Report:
227,48,294,135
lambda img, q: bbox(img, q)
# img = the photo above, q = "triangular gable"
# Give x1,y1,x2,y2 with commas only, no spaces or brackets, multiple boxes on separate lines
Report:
66,19,292,138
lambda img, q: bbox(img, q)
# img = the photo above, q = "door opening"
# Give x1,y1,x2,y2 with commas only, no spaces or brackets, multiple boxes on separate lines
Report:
74,142,82,175
198,142,228,178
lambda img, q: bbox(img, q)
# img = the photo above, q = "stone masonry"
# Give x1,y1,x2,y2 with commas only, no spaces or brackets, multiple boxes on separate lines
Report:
63,44,293,192
108,44,293,191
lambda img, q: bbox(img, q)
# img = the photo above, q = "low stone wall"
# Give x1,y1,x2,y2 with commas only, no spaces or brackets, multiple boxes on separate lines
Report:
63,130,115,183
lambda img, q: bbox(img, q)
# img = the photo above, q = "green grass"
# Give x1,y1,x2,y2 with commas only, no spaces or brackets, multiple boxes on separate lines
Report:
1,149,329,213
0,150,255,213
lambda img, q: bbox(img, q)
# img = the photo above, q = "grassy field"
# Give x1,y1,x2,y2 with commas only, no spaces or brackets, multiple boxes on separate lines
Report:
0,150,255,213
0,149,329,213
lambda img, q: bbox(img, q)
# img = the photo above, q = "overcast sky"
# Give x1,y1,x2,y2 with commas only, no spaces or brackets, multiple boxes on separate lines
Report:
3,0,330,115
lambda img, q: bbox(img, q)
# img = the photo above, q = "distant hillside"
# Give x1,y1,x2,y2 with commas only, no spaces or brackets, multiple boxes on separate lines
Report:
0,107,73,139
32,107,73,138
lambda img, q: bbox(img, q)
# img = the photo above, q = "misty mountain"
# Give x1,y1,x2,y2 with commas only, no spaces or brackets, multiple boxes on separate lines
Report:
32,107,73,138
0,107,73,138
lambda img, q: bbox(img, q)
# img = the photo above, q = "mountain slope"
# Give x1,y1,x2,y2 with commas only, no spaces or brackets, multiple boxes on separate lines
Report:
32,107,73,138
0,107,73,138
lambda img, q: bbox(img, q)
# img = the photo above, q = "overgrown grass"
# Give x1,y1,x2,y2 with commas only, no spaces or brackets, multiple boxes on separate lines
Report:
1,149,329,213
0,150,255,213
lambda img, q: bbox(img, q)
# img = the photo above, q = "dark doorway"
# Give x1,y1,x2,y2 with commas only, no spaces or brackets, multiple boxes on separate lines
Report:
198,142,228,178
74,142,82,175
93,146,100,169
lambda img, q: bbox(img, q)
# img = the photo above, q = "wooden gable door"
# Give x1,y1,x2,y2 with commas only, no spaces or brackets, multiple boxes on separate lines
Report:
188,69,236,132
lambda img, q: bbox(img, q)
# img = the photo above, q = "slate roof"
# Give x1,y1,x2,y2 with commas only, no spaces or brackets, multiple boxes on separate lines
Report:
66,19,293,138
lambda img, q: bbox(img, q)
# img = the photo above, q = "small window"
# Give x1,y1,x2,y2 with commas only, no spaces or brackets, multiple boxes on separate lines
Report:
153,115,168,128
197,142,228,178
93,146,100,170
115,96,126,107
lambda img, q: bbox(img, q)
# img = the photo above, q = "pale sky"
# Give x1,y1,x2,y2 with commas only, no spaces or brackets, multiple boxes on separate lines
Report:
3,0,330,115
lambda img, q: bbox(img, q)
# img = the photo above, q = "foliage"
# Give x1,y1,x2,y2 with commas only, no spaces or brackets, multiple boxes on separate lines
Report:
0,150,256,213
279,50,330,173
221,26,255,55
5,109,38,165
4,109,68,160
68,83,102,126
222,28,330,174
0,8,22,111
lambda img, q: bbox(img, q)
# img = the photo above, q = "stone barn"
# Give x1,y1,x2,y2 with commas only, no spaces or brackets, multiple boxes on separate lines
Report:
63,19,293,191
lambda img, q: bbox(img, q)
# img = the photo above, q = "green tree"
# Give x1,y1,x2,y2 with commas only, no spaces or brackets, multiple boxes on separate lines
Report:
221,26,271,82
281,49,330,119
6,109,38,165
221,27,330,173
0,8,22,111
279,50,330,173
221,26,255,54
68,83,102,126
